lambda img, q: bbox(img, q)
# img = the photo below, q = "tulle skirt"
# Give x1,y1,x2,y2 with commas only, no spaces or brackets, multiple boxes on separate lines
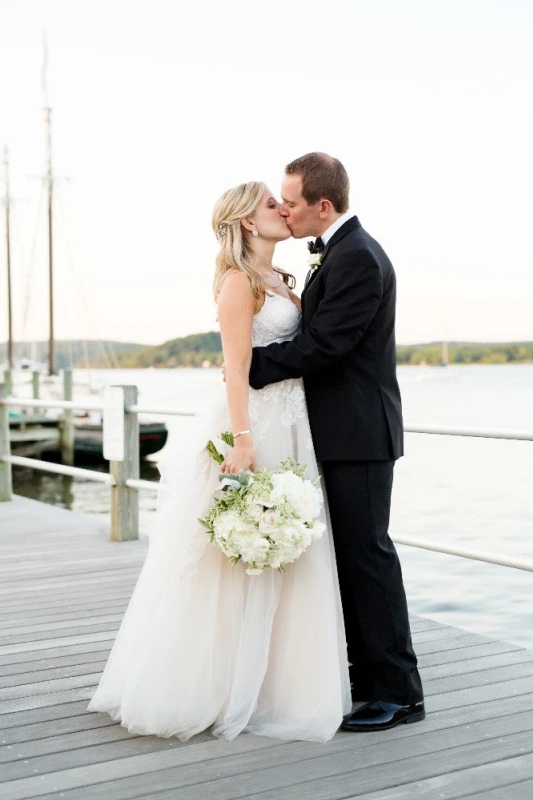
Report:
88,378,351,742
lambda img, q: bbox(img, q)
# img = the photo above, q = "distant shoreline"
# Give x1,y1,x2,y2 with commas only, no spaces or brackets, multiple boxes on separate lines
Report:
77,361,533,371
2,337,532,370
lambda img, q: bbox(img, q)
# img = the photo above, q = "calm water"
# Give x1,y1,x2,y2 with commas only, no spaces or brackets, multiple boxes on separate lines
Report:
12,365,533,649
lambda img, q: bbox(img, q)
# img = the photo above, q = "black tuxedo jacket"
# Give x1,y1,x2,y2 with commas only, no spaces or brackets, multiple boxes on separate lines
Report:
249,216,404,461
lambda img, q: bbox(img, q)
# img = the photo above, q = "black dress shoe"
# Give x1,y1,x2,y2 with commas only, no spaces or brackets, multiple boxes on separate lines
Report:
341,699,425,732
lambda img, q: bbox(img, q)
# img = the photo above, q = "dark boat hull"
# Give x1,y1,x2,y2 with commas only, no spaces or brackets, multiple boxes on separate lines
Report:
73,421,168,462
9,418,168,463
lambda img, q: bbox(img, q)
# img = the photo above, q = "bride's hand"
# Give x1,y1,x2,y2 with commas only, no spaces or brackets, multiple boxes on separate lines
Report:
220,439,256,474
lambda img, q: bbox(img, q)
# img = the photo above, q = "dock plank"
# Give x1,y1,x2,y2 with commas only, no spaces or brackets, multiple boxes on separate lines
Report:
1,495,533,800
8,711,533,799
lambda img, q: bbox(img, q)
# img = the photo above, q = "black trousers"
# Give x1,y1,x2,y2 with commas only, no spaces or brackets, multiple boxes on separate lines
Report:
321,460,423,705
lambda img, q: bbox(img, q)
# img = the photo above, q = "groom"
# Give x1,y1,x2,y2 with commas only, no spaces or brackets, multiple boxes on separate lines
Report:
249,152,424,732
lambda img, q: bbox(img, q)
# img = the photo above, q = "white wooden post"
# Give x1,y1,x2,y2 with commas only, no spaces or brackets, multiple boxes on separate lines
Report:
0,384,12,502
61,369,74,466
110,385,139,541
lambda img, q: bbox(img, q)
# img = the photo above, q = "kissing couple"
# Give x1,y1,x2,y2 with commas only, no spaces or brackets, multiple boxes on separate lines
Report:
89,152,425,743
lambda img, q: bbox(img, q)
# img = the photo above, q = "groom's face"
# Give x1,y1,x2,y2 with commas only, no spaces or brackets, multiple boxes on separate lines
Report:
279,174,322,239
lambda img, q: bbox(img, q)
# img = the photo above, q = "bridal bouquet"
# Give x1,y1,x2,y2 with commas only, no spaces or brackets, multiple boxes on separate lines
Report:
199,433,326,575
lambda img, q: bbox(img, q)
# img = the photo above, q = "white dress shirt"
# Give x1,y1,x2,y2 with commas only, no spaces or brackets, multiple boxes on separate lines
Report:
320,209,355,246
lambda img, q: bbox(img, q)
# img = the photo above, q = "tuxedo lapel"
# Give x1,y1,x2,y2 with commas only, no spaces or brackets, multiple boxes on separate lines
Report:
302,216,361,296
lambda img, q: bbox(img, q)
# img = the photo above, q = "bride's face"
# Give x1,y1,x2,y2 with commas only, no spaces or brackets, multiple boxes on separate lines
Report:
247,189,291,243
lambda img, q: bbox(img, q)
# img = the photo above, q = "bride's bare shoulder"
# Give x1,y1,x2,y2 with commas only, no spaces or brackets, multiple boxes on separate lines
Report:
219,268,250,290
217,270,257,316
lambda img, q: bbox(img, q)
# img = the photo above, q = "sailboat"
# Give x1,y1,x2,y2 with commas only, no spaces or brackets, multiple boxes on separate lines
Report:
2,41,168,462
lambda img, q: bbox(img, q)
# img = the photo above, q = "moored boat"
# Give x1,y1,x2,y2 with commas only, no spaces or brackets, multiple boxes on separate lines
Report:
9,415,168,462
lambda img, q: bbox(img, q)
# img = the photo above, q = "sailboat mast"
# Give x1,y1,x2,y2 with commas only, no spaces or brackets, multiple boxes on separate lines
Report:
3,146,14,369
43,36,55,376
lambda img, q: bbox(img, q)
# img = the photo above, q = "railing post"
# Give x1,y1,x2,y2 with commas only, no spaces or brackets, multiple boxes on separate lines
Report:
32,370,40,416
110,385,139,542
61,369,74,466
0,384,13,502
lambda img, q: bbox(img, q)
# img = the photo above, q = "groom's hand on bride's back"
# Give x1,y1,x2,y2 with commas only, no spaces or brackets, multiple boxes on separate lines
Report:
221,362,227,382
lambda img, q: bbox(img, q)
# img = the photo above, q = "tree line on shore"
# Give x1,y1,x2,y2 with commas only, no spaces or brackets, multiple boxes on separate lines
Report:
105,335,533,368
396,342,533,365
3,335,532,369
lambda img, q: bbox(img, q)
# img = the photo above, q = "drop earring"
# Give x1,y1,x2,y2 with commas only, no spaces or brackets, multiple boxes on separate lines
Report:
252,228,259,237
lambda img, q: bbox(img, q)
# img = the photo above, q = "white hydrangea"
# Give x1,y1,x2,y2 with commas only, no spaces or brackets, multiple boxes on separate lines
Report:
269,473,306,513
213,510,244,539
308,520,326,540
291,480,323,522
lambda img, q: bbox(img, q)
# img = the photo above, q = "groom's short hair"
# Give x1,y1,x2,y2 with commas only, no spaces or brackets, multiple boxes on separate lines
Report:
285,152,349,213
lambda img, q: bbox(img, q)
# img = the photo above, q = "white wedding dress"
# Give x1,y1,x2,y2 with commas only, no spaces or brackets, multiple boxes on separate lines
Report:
88,292,351,743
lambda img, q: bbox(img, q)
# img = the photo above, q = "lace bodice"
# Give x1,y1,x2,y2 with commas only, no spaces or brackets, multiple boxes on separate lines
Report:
252,292,301,347
248,292,310,448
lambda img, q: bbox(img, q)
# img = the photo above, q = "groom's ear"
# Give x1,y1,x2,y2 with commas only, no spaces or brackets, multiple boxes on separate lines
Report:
318,199,334,219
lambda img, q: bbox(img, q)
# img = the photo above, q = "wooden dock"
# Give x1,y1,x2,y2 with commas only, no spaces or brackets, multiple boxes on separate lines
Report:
1,495,533,800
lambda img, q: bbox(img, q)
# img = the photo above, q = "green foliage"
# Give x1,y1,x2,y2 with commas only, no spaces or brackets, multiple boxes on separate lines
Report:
95,336,533,370
206,431,235,464
6,335,530,371
115,331,223,369
219,431,235,447
0,340,145,370
206,440,224,464
278,458,308,478
396,342,533,366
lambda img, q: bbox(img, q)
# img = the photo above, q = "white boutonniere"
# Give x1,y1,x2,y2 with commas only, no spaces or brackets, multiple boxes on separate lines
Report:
307,239,324,271
308,252,323,271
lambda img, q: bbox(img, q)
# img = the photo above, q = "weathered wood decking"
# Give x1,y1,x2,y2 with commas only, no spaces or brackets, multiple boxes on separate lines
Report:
1,495,533,800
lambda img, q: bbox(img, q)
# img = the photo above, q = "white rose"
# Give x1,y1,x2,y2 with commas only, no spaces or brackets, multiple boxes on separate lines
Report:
258,509,279,535
246,502,264,522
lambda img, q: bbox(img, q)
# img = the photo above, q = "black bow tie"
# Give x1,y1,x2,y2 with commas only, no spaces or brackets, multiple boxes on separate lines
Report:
307,237,324,255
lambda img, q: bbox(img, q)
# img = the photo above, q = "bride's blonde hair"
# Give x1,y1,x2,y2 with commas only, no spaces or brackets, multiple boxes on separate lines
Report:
212,181,296,300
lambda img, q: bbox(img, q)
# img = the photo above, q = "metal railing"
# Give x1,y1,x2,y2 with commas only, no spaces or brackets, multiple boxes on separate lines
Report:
1,378,532,573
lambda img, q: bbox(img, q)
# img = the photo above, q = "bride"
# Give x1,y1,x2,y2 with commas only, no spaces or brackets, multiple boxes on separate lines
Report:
88,181,351,743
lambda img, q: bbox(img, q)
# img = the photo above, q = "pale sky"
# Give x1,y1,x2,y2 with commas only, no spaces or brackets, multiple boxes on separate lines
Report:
1,0,532,347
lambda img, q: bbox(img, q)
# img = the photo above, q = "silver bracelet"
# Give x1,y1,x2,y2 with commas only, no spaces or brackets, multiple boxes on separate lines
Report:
233,429,252,439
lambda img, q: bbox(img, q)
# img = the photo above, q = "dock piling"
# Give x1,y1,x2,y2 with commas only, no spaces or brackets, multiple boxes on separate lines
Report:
3,369,13,397
32,370,40,415
110,385,139,541
60,368,74,466
0,383,12,501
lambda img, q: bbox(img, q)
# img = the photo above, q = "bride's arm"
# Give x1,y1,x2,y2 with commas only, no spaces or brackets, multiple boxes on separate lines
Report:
217,271,258,474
